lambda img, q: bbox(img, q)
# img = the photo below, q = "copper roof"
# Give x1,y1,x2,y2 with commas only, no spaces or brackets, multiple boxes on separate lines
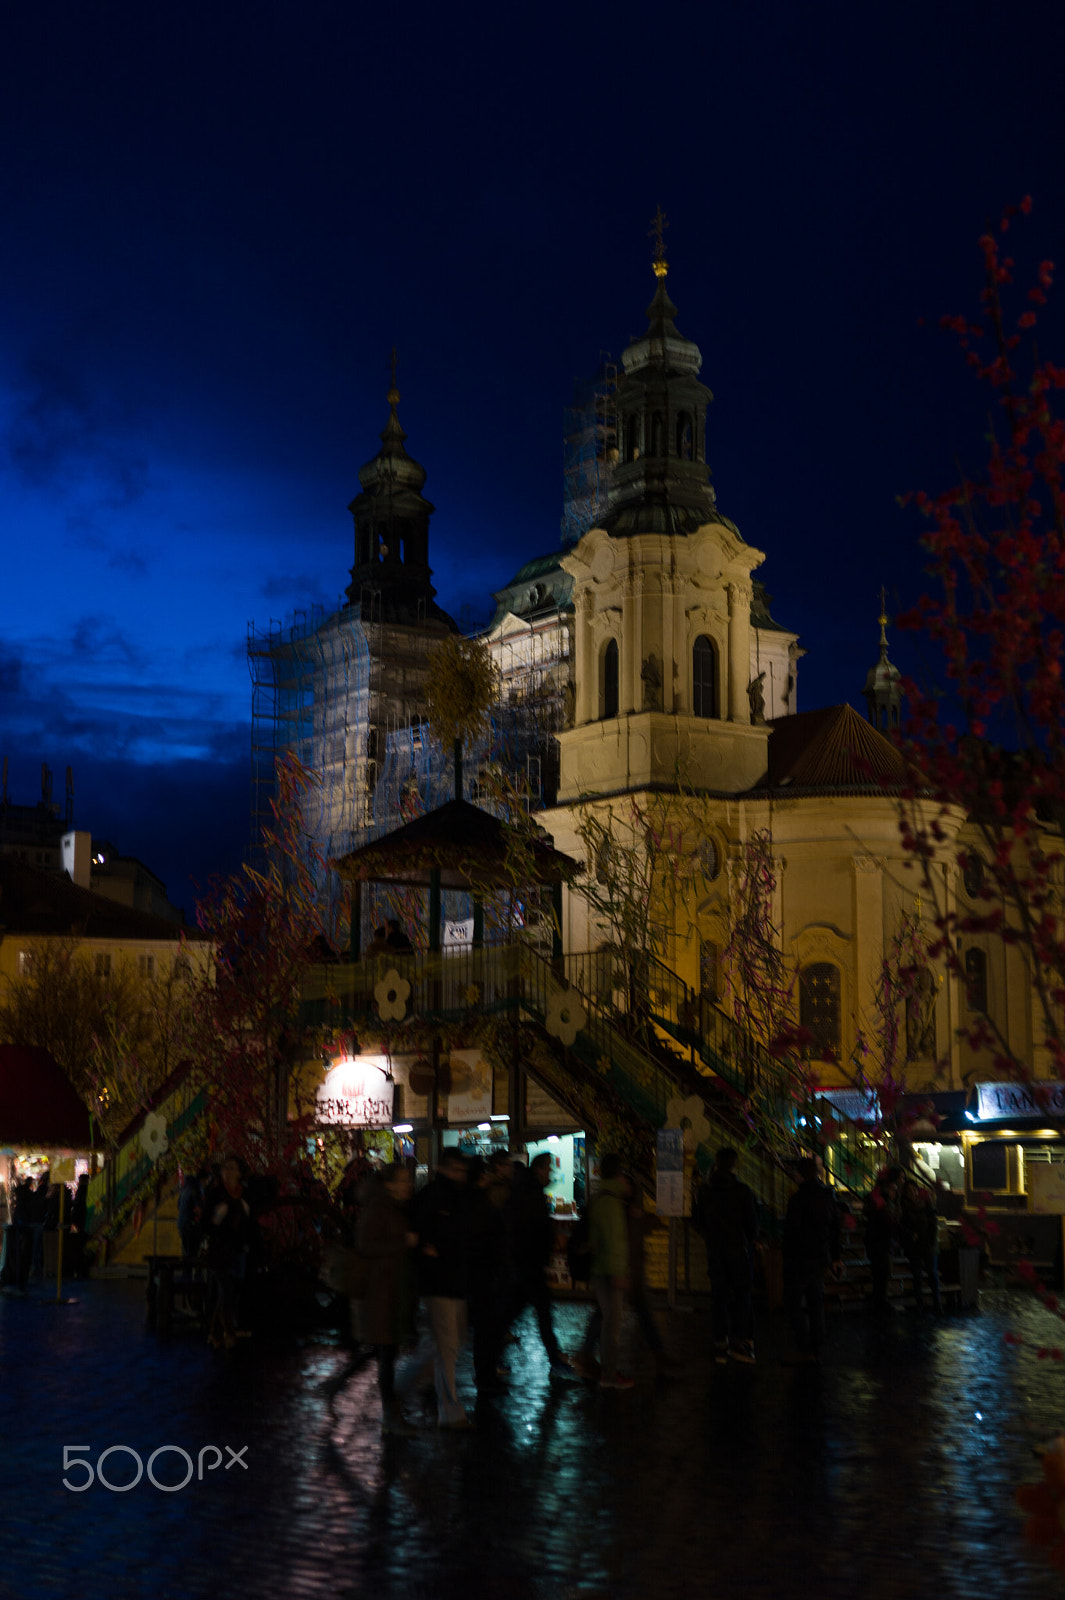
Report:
759,704,907,792
332,797,580,890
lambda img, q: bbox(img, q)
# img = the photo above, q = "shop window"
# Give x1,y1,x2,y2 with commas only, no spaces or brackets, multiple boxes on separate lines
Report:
905,969,937,1060
601,638,619,720
693,635,718,719
799,963,841,1056
965,947,988,1013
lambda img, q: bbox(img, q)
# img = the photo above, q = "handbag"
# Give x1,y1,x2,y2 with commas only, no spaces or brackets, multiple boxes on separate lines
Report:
320,1242,369,1299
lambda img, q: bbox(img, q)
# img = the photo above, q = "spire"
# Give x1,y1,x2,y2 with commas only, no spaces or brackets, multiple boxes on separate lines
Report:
600,216,719,538
863,588,903,732
345,351,443,622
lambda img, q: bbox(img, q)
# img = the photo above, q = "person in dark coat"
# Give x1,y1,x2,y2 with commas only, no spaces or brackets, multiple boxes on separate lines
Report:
864,1167,903,1314
467,1156,512,1395
505,1153,573,1378
783,1156,843,1363
203,1157,253,1350
409,1149,474,1427
694,1147,759,1364
356,1163,418,1433
899,1179,942,1314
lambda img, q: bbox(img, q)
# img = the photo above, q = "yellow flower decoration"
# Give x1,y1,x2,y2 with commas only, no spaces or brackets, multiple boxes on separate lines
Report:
375,968,411,1023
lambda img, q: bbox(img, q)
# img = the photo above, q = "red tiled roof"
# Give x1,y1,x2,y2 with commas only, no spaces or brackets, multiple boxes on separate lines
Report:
759,704,908,792
0,1045,94,1149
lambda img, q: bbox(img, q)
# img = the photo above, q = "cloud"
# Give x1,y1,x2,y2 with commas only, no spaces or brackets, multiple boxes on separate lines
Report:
259,573,330,602
0,646,24,695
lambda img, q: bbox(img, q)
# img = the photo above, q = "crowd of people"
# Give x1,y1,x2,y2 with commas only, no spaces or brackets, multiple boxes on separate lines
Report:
0,1170,90,1288
314,1145,687,1433
691,1147,948,1370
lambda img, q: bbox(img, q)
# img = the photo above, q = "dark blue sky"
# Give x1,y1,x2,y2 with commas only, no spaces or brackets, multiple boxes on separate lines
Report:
2,0,1063,916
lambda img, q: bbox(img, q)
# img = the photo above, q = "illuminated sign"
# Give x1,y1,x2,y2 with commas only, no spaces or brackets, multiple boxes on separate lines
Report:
316,1057,394,1127
974,1081,1065,1122
815,1088,879,1123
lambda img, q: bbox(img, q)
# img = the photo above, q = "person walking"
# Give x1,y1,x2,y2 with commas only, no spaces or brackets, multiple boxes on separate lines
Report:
203,1157,253,1350
783,1156,843,1364
864,1167,903,1314
899,1178,942,1315
579,1153,634,1390
694,1147,759,1365
409,1148,474,1428
505,1153,574,1378
356,1163,418,1433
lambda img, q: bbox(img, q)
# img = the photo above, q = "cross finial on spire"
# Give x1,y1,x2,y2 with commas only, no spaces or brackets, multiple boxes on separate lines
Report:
649,205,668,278
387,345,400,410
878,585,890,656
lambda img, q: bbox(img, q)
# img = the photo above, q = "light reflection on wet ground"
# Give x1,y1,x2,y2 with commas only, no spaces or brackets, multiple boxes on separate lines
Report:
2,1281,1064,1599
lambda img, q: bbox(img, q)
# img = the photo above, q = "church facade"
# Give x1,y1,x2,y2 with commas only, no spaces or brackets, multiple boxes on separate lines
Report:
252,253,1052,1122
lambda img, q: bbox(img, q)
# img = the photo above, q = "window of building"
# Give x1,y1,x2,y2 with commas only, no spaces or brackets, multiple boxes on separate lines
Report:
965,947,988,1013
799,963,841,1055
963,853,986,899
698,835,721,882
693,635,717,719
625,416,640,462
700,939,720,1001
138,954,155,979
601,638,619,719
676,411,693,460
17,950,33,977
650,412,664,455
95,952,112,979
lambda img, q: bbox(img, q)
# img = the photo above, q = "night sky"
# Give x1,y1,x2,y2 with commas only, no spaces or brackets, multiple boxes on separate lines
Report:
2,1,1063,917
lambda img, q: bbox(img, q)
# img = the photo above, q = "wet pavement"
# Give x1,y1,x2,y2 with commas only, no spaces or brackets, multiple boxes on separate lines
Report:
2,1278,1064,1600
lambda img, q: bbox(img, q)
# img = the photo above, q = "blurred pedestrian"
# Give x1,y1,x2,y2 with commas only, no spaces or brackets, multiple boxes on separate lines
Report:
864,1167,903,1314
505,1152,574,1379
579,1153,634,1390
356,1163,419,1433
204,1157,252,1350
408,1149,474,1428
899,1179,941,1314
694,1147,759,1365
783,1156,842,1364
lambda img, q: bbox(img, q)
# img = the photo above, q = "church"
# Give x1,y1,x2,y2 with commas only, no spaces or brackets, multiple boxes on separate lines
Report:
250,240,1055,1225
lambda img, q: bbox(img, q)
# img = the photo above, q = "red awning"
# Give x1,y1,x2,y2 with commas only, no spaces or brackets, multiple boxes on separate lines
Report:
0,1045,94,1150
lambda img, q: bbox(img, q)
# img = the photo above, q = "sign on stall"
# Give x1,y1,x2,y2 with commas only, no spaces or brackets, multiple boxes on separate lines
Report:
316,1057,394,1127
1028,1163,1065,1214
656,1128,685,1217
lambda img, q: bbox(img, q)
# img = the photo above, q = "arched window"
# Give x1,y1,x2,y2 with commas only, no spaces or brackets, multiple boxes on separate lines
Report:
601,638,619,719
693,635,717,719
800,963,841,1056
965,947,988,1013
625,415,640,463
676,411,693,460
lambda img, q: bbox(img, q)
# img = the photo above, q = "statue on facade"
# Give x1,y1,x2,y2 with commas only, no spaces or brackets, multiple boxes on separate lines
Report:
748,671,766,724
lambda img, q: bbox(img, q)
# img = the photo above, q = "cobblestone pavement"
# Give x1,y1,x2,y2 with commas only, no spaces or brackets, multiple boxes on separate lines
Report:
2,1278,1065,1600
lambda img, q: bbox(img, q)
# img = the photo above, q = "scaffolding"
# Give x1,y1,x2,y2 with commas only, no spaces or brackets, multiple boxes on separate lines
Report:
561,359,618,546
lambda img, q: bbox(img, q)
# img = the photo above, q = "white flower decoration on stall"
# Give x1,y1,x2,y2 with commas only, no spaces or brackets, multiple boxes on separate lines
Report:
139,1111,169,1162
545,988,587,1048
375,968,411,1023
665,1095,712,1153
